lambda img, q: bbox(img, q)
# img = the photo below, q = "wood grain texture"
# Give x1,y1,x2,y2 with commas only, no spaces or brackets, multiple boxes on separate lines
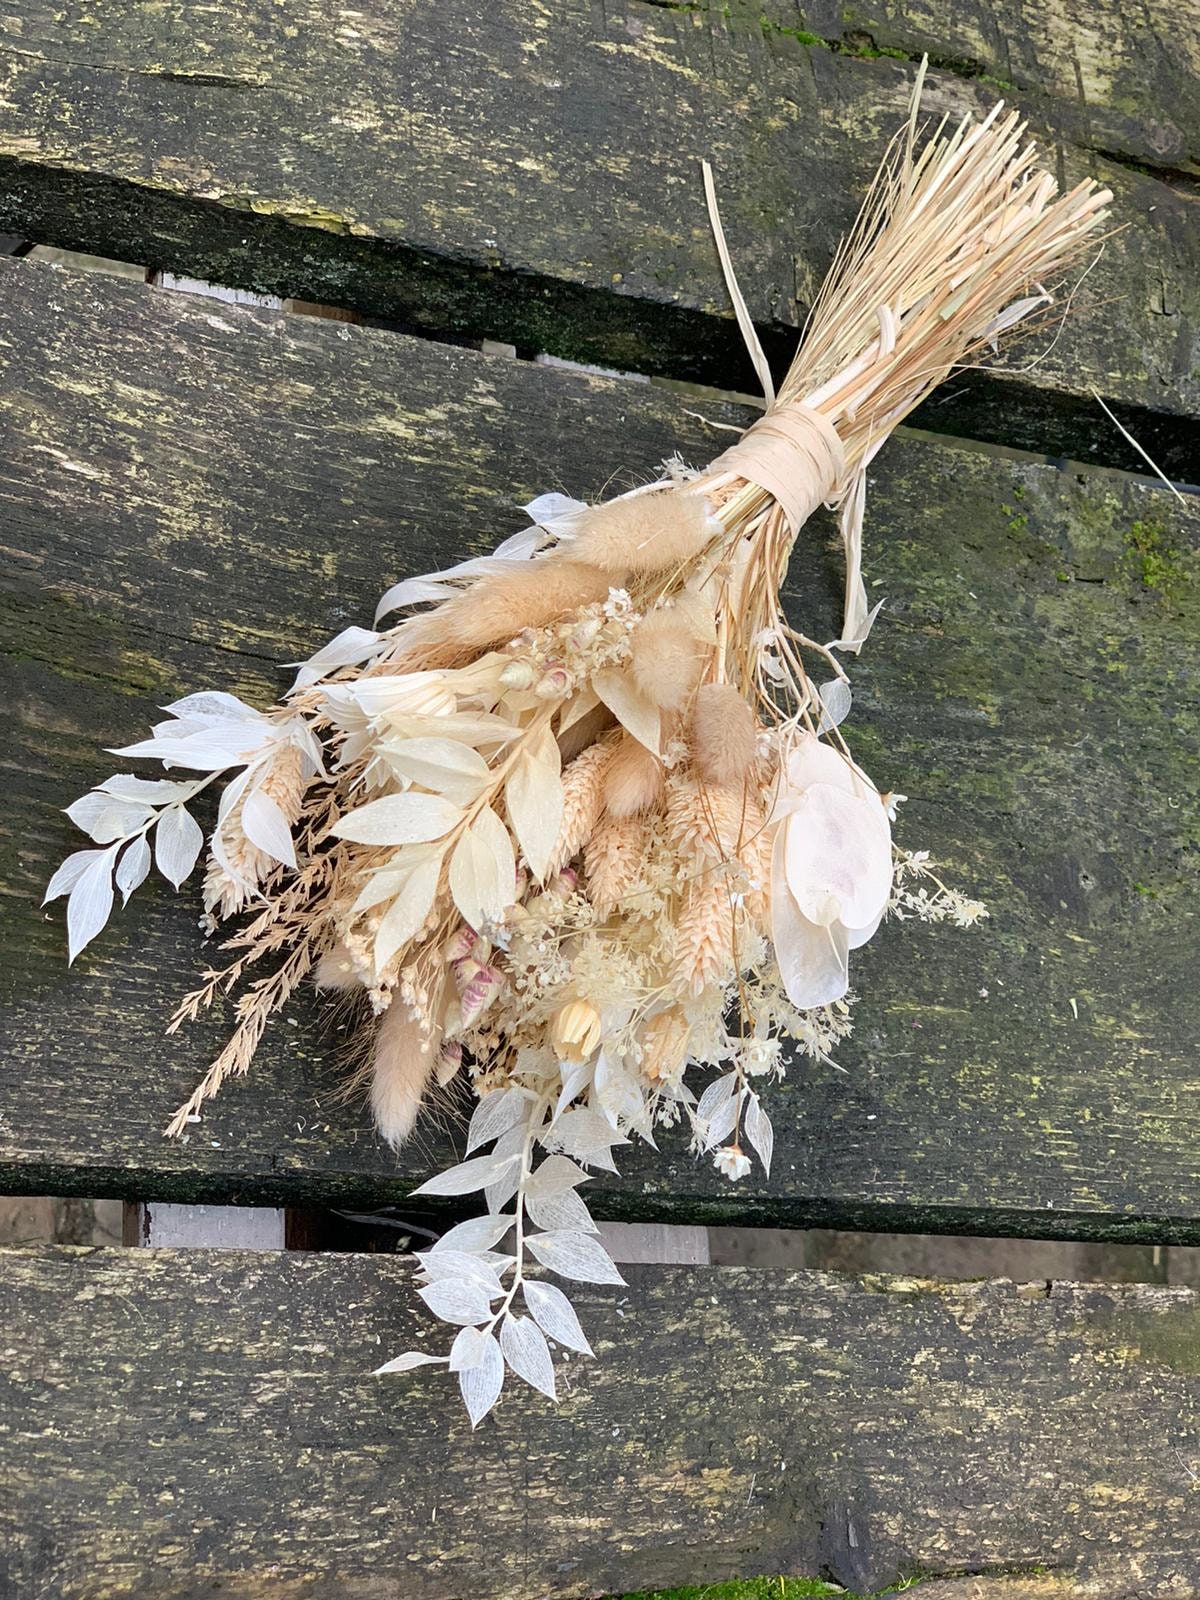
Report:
4,1246,1200,1598
776,0,1200,173
1,258,1198,1236
0,0,1194,472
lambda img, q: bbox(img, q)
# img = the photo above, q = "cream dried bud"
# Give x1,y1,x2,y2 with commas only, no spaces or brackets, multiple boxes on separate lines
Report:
499,660,536,690
570,617,603,650
641,1007,691,1085
549,998,603,1063
603,733,664,818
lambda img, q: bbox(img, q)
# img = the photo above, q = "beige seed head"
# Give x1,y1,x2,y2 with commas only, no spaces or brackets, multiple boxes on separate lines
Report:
584,812,646,918
566,489,719,576
691,683,758,788
630,608,709,712
602,734,664,818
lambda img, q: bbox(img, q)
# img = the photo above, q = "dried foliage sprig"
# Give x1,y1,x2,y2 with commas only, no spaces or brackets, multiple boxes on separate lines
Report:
48,71,1107,1424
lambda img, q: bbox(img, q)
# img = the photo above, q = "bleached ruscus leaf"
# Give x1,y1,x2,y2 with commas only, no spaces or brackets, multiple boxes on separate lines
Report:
524,1281,594,1357
500,1314,557,1400
526,1229,625,1286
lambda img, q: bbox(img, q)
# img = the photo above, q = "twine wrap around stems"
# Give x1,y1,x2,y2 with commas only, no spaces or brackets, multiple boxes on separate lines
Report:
712,403,847,534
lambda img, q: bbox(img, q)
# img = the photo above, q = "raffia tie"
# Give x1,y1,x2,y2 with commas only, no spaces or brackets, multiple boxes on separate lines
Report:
711,401,846,534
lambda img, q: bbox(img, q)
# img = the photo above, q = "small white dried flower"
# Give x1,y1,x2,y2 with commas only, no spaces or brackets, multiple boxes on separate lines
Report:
742,1038,780,1077
713,1146,752,1181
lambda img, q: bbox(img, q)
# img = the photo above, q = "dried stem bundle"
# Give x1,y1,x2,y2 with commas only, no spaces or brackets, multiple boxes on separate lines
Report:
48,71,1107,1423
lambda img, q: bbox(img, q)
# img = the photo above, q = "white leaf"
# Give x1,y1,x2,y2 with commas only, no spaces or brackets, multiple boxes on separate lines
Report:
44,848,107,903
66,846,118,962
526,1229,625,1285
373,1350,448,1375
505,745,563,883
417,1278,495,1326
163,690,261,722
66,792,151,843
500,1314,556,1400
331,792,462,847
554,1061,593,1122
378,712,518,750
593,1051,644,1129
816,678,853,733
524,1280,594,1356
525,1187,597,1234
526,1155,590,1199
700,1096,741,1151
448,806,516,930
411,1152,520,1197
744,1094,774,1177
467,1087,529,1155
350,867,408,915
291,624,384,690
100,774,193,803
114,835,152,904
558,686,600,736
241,787,297,869
432,1214,515,1255
383,738,491,804
416,1250,505,1299
449,1324,493,1372
155,806,204,889
524,492,589,534
548,1108,629,1163
593,667,660,753
695,1073,737,1124
373,850,444,972
485,1120,529,1212
458,1332,504,1427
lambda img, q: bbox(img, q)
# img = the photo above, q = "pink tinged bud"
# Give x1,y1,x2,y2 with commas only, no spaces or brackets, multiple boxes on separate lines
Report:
444,924,476,964
551,867,579,895
535,662,574,699
452,957,480,994
460,964,503,1027
436,1040,463,1087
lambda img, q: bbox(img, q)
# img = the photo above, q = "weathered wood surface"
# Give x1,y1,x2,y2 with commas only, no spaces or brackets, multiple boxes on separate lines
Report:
4,1246,1200,1598
2,258,1199,1237
0,1,1195,471
778,0,1200,174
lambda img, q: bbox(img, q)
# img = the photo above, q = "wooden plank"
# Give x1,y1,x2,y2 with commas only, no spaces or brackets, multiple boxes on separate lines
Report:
777,0,1200,174
2,257,1199,1237
0,2,1194,472
3,1245,1200,1598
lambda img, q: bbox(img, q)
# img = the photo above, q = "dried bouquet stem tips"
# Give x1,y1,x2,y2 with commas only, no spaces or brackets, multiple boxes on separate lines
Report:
48,65,1105,1424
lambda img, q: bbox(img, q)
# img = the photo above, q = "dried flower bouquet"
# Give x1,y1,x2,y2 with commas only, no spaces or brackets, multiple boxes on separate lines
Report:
48,74,1109,1422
